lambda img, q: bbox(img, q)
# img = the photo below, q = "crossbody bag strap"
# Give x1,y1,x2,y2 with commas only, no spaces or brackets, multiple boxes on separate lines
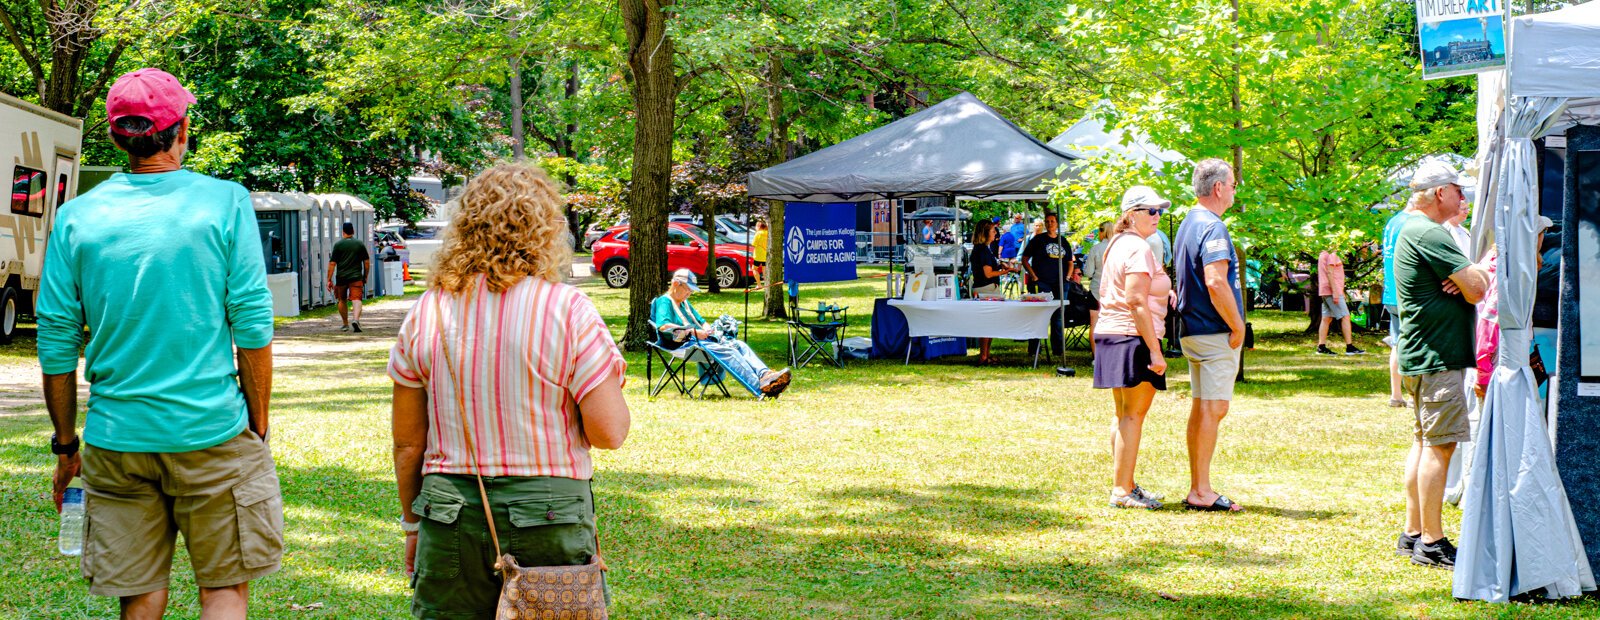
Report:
432,285,507,568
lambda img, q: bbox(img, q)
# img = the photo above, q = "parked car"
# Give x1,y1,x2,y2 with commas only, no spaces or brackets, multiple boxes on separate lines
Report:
670,214,753,246
582,222,609,250
593,214,753,249
591,222,754,289
377,220,448,269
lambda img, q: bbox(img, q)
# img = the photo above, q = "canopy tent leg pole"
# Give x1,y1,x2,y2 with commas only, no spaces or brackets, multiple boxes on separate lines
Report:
743,199,752,341
891,198,903,361
1049,203,1075,377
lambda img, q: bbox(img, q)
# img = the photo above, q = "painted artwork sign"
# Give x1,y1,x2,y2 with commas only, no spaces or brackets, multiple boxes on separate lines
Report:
1416,0,1506,80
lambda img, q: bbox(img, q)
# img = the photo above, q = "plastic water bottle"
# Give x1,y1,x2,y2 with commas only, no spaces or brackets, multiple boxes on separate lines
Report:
59,481,85,556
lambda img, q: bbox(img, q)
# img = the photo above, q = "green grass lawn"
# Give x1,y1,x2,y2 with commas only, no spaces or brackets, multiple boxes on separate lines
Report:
0,266,1594,618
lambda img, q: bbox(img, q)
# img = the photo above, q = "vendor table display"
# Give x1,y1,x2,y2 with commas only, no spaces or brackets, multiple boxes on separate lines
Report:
870,298,966,362
887,298,1062,366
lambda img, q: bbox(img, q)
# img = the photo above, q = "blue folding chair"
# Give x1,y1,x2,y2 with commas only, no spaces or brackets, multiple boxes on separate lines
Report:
645,321,731,399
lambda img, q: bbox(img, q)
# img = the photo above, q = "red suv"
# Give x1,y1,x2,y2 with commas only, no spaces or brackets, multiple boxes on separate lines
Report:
592,222,755,289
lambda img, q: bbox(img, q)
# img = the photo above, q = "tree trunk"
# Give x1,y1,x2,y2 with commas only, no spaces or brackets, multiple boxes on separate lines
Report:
558,61,583,247
510,54,525,160
1229,0,1243,197
701,201,719,293
762,53,789,319
1304,267,1323,334
619,0,678,350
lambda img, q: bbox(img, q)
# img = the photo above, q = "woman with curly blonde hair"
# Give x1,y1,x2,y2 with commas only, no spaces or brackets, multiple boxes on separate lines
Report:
389,162,631,617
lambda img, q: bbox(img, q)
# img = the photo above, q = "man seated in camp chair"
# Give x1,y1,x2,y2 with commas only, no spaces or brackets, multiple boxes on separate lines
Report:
653,269,792,397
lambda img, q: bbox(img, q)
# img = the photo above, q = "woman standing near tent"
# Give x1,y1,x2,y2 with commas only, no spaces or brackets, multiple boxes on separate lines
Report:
1094,186,1172,510
970,220,1020,365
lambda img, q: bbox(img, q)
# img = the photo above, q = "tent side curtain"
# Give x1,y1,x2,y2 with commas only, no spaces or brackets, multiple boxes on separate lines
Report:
747,92,1076,202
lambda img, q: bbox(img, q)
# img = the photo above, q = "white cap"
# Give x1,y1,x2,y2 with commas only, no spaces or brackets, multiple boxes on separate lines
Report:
1120,185,1171,212
671,268,700,292
1410,160,1475,191
1539,215,1555,231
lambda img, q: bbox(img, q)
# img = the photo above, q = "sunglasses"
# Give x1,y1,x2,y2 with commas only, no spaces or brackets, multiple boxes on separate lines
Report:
1138,207,1165,217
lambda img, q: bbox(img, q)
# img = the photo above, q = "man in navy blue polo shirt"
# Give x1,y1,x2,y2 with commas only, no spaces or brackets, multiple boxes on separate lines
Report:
1173,158,1246,513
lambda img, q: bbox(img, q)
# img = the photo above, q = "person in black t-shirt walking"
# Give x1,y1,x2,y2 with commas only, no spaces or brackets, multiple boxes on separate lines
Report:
327,222,371,332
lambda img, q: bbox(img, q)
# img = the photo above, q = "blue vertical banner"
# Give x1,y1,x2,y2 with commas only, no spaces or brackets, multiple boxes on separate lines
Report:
783,202,858,283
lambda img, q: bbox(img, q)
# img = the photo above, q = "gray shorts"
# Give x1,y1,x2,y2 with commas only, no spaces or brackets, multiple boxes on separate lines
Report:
1180,332,1240,401
1322,296,1349,319
1402,369,1471,446
1386,304,1401,340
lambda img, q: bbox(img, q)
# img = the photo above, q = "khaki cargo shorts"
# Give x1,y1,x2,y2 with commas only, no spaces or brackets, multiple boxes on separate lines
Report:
80,428,283,597
1403,369,1471,447
1181,332,1241,401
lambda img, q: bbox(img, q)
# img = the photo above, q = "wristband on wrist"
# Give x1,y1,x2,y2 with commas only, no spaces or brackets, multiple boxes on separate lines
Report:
50,433,80,456
400,517,420,533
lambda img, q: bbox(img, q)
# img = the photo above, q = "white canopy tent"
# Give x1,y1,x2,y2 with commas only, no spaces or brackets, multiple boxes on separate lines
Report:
1046,114,1187,171
746,92,1078,202
1455,1,1600,603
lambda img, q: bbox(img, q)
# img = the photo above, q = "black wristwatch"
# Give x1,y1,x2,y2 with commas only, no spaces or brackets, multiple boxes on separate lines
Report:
50,433,80,456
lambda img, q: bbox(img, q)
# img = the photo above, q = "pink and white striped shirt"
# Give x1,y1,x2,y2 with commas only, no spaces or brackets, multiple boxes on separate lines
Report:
388,276,625,479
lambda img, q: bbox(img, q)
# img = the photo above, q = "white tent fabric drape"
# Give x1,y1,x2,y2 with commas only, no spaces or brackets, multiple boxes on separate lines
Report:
1454,95,1595,602
1467,73,1507,261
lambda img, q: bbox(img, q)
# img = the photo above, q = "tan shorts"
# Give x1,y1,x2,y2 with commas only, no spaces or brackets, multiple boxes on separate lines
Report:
1403,369,1471,446
1181,333,1241,401
80,428,283,597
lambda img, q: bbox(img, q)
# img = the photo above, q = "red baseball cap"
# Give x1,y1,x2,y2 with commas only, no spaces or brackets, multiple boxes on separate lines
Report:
106,68,196,137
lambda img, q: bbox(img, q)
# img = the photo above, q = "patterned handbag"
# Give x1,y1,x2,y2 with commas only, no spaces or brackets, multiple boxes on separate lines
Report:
434,289,610,619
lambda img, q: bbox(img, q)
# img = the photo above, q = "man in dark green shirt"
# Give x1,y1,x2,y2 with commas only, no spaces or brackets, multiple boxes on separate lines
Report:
327,222,370,332
1391,160,1489,570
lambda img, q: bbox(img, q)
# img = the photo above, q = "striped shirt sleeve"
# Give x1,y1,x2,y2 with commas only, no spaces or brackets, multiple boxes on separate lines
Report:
566,292,625,402
388,292,429,388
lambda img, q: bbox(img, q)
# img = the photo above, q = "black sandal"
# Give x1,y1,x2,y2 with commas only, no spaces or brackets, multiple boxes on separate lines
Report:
1183,494,1241,512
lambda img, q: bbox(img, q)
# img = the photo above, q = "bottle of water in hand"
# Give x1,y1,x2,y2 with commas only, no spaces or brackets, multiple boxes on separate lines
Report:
59,481,85,556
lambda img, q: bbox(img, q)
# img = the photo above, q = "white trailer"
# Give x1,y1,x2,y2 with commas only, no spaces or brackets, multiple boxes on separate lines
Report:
2,92,82,342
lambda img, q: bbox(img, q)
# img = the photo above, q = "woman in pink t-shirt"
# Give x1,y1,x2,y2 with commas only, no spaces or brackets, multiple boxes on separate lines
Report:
1093,186,1173,510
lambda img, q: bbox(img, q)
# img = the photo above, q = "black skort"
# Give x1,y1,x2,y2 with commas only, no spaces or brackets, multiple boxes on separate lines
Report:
1092,334,1167,390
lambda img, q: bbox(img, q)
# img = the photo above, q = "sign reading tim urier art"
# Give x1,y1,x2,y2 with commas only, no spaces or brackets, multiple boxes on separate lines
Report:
1416,0,1506,80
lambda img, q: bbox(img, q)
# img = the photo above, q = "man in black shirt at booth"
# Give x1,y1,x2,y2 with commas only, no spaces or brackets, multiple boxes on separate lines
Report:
1022,212,1071,356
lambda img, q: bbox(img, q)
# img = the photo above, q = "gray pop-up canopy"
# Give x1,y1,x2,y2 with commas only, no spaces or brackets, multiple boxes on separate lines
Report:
746,92,1077,202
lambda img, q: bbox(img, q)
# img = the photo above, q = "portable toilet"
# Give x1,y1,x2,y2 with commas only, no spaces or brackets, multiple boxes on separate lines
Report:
306,193,376,302
251,192,312,316
252,192,376,312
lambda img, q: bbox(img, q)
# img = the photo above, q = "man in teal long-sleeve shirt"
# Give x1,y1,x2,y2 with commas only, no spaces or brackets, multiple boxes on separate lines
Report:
652,268,789,397
37,68,279,618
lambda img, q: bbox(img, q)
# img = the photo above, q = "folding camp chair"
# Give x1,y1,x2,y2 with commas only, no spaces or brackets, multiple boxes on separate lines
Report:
787,294,848,368
645,321,732,399
1061,280,1095,350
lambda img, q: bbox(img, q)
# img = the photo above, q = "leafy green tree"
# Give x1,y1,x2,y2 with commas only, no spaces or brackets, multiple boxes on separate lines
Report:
151,0,495,220
1046,0,1475,281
